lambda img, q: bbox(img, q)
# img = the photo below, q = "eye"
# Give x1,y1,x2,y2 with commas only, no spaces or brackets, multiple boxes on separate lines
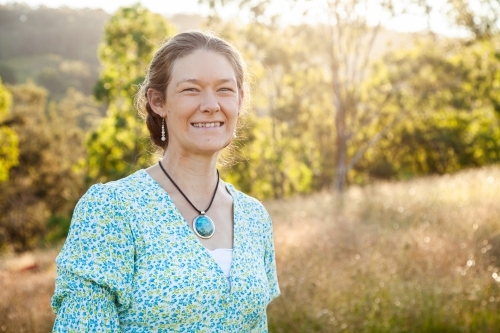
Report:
182,88,198,92
219,87,235,92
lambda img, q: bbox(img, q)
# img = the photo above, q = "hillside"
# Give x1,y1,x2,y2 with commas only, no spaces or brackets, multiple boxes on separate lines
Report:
0,4,203,97
0,3,419,99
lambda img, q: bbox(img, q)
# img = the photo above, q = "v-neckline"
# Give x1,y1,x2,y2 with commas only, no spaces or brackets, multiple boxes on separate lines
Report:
139,169,239,292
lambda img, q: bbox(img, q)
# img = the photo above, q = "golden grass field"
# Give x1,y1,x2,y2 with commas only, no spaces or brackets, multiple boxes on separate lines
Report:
1,166,499,332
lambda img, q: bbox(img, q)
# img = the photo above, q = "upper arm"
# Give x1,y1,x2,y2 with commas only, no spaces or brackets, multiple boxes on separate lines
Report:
52,183,135,316
262,208,280,303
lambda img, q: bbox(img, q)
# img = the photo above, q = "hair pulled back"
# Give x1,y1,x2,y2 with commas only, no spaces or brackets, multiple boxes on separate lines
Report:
136,30,248,153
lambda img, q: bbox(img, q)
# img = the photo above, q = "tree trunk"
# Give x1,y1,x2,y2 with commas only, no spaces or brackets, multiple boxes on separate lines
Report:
334,103,348,192
334,132,348,192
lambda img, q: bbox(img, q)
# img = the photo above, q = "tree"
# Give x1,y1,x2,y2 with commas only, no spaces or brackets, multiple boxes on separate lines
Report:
352,40,500,180
36,59,99,99
0,83,100,251
0,77,18,183
205,20,333,198
445,0,500,39
203,0,422,191
87,4,175,183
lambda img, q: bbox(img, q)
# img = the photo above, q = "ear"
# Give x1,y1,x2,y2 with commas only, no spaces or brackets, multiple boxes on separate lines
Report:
147,88,165,117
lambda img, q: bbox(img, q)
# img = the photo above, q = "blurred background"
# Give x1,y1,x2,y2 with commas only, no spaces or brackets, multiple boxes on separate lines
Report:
0,0,499,332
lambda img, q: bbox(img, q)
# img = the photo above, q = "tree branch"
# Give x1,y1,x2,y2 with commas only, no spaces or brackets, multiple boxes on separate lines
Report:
0,116,24,127
347,110,405,171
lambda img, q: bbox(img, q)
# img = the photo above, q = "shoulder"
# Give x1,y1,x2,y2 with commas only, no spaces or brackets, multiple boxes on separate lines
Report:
71,170,157,226
81,169,152,203
224,182,271,221
63,174,143,254
99,169,150,194
224,182,265,208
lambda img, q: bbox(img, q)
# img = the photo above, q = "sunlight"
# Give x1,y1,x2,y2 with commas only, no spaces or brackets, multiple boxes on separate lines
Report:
0,0,473,36
267,0,467,37
0,0,212,15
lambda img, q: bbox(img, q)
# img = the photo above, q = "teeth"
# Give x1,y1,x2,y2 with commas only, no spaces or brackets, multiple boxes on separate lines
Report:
193,122,222,128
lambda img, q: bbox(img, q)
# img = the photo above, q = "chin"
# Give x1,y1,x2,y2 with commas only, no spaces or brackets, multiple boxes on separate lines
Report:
197,141,232,155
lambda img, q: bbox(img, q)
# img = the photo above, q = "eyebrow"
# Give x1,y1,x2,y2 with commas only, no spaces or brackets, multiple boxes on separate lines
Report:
176,78,236,86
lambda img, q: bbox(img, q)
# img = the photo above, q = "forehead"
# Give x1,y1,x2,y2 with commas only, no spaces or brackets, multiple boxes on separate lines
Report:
169,49,237,84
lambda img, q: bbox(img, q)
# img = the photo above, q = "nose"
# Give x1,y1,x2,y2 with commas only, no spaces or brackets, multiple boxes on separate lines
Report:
200,89,220,113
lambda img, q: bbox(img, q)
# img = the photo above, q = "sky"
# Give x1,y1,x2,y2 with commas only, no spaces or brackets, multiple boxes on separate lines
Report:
0,0,213,16
0,0,468,37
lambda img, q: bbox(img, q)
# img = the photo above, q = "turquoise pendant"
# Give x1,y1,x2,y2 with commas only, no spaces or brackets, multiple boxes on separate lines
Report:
193,214,215,239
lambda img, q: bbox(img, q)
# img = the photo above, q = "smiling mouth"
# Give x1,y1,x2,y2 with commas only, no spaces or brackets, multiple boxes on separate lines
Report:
191,122,224,128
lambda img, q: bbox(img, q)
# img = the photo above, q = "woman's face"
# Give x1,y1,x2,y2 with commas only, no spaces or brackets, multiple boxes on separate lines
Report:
163,49,242,156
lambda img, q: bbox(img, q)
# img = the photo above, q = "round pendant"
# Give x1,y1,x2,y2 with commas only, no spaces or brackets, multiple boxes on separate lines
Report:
192,215,215,239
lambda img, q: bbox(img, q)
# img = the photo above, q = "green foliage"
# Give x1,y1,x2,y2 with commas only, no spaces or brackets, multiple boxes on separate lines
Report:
0,82,51,251
352,40,500,182
0,5,108,99
446,0,500,39
0,77,18,183
213,21,334,198
215,17,500,194
45,215,72,243
93,4,174,104
86,106,153,183
202,0,419,192
3,2,500,253
223,115,314,199
35,59,98,98
87,4,175,183
0,83,97,251
0,54,64,84
0,52,100,100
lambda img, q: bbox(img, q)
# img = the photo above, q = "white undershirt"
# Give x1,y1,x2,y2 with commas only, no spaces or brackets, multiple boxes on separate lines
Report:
207,248,233,287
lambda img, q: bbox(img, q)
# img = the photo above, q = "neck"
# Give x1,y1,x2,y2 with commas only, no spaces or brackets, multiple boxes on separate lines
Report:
159,149,220,197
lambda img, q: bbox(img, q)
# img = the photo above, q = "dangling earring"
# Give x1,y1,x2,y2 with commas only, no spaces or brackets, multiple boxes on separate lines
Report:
161,118,166,142
233,130,237,138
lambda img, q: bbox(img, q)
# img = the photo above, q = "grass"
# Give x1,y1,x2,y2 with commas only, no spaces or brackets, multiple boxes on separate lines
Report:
266,165,500,332
0,165,499,332
0,248,58,333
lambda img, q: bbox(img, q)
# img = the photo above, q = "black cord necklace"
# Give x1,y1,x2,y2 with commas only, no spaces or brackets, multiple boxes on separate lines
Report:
158,161,219,239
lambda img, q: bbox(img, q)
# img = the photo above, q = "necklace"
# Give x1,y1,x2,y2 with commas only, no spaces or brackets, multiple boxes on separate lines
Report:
158,161,219,239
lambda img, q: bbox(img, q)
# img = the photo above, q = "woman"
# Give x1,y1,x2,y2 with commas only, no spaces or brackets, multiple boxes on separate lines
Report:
51,31,280,332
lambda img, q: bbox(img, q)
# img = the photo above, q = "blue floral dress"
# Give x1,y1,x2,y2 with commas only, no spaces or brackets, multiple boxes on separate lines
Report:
51,170,280,332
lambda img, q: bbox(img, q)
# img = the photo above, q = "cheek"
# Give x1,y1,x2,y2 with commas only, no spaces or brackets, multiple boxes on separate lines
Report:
223,99,240,116
167,98,196,118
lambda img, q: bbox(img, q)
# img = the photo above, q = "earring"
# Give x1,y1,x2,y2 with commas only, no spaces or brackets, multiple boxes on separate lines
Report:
233,130,237,138
161,118,166,142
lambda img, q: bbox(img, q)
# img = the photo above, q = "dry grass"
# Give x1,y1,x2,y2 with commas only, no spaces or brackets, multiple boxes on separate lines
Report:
0,247,58,333
267,165,500,332
1,166,499,332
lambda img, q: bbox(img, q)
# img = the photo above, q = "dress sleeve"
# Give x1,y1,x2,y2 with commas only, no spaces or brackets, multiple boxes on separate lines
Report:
51,183,135,332
263,210,280,303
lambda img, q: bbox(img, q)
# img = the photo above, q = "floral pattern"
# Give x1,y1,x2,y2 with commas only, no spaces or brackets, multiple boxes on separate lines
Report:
51,169,280,332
